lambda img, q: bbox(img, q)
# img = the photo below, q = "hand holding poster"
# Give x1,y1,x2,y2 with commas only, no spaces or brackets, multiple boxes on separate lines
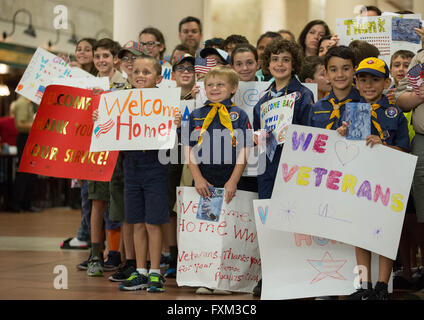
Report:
265,125,416,260
19,85,119,181
16,47,94,104
176,187,260,293
253,200,390,300
89,87,181,152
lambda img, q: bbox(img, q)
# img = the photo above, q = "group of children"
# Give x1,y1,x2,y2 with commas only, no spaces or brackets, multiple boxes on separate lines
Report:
54,12,424,299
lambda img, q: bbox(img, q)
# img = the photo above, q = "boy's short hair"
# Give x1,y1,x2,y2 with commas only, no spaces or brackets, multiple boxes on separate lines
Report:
348,40,379,66
355,57,390,78
299,56,324,82
262,39,303,75
171,44,195,57
230,43,258,65
179,16,202,33
360,5,382,16
222,34,249,51
324,45,355,69
204,37,224,49
204,65,239,89
390,50,415,68
256,31,282,47
93,38,121,56
134,55,162,76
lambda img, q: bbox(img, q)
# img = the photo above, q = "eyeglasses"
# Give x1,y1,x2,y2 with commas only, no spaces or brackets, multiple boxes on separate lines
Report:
121,55,137,62
140,41,161,48
175,65,195,73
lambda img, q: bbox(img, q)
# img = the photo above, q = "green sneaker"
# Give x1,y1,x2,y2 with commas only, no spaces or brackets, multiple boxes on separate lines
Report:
147,272,165,293
87,257,103,277
118,271,148,291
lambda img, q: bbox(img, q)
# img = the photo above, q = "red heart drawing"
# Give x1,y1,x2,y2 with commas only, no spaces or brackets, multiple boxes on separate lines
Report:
17,84,23,91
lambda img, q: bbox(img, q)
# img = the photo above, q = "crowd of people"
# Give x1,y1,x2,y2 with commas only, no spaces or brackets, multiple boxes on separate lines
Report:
6,4,424,300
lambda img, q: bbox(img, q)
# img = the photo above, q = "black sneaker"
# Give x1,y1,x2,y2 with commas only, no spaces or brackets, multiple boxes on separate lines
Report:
368,282,389,300
147,272,165,293
252,279,262,297
346,288,373,300
108,264,136,282
118,271,148,291
160,254,170,268
103,251,121,272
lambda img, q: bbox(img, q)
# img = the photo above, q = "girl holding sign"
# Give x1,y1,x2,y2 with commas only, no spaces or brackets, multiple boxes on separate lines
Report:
252,39,314,297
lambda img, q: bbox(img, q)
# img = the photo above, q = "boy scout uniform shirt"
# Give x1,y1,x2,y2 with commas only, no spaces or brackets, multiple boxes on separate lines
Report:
186,98,251,166
253,76,314,131
363,95,410,151
394,50,424,135
309,87,361,130
108,69,131,91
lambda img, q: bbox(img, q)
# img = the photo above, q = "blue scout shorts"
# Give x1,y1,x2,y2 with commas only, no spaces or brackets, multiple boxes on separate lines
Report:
123,152,169,225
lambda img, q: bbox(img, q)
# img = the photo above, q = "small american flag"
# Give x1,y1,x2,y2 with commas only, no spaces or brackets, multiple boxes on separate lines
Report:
195,57,217,74
407,63,424,92
36,85,45,101
94,118,115,138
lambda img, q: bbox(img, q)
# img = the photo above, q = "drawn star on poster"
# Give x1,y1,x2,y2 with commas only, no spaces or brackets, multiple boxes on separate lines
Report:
307,251,347,284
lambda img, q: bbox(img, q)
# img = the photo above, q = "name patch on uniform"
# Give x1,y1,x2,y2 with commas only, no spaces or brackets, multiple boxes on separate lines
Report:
229,111,239,121
385,107,398,118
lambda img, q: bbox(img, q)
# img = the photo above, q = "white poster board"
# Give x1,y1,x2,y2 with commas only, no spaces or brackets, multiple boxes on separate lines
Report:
253,200,391,300
48,77,110,91
89,87,180,152
176,187,261,293
336,15,422,65
265,124,416,260
16,47,94,104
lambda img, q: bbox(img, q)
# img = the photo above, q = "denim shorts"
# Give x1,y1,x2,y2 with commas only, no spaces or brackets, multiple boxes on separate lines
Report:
123,155,169,225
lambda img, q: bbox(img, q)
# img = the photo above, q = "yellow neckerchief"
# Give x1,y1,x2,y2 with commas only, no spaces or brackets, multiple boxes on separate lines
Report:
371,103,384,140
325,98,352,130
197,102,236,146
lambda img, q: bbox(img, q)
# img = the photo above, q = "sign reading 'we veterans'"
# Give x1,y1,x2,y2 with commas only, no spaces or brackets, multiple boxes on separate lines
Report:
265,125,416,260
90,88,181,152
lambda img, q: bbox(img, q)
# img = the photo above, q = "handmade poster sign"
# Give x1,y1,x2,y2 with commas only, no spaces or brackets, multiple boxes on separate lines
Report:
89,87,181,152
336,15,422,65
16,47,94,104
176,187,260,293
253,200,391,300
260,92,296,146
265,124,416,260
19,85,119,181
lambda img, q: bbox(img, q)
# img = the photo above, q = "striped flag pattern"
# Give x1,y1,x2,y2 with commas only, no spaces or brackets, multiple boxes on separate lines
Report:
195,57,217,74
94,118,115,138
407,63,424,92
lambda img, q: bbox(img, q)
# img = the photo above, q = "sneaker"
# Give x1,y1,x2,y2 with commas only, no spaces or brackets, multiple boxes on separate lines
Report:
108,264,136,282
60,237,89,250
87,257,103,277
103,251,121,272
147,272,165,293
118,271,148,291
368,282,389,300
164,267,176,278
195,287,213,295
252,279,262,297
346,288,373,300
77,258,89,271
160,254,170,268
